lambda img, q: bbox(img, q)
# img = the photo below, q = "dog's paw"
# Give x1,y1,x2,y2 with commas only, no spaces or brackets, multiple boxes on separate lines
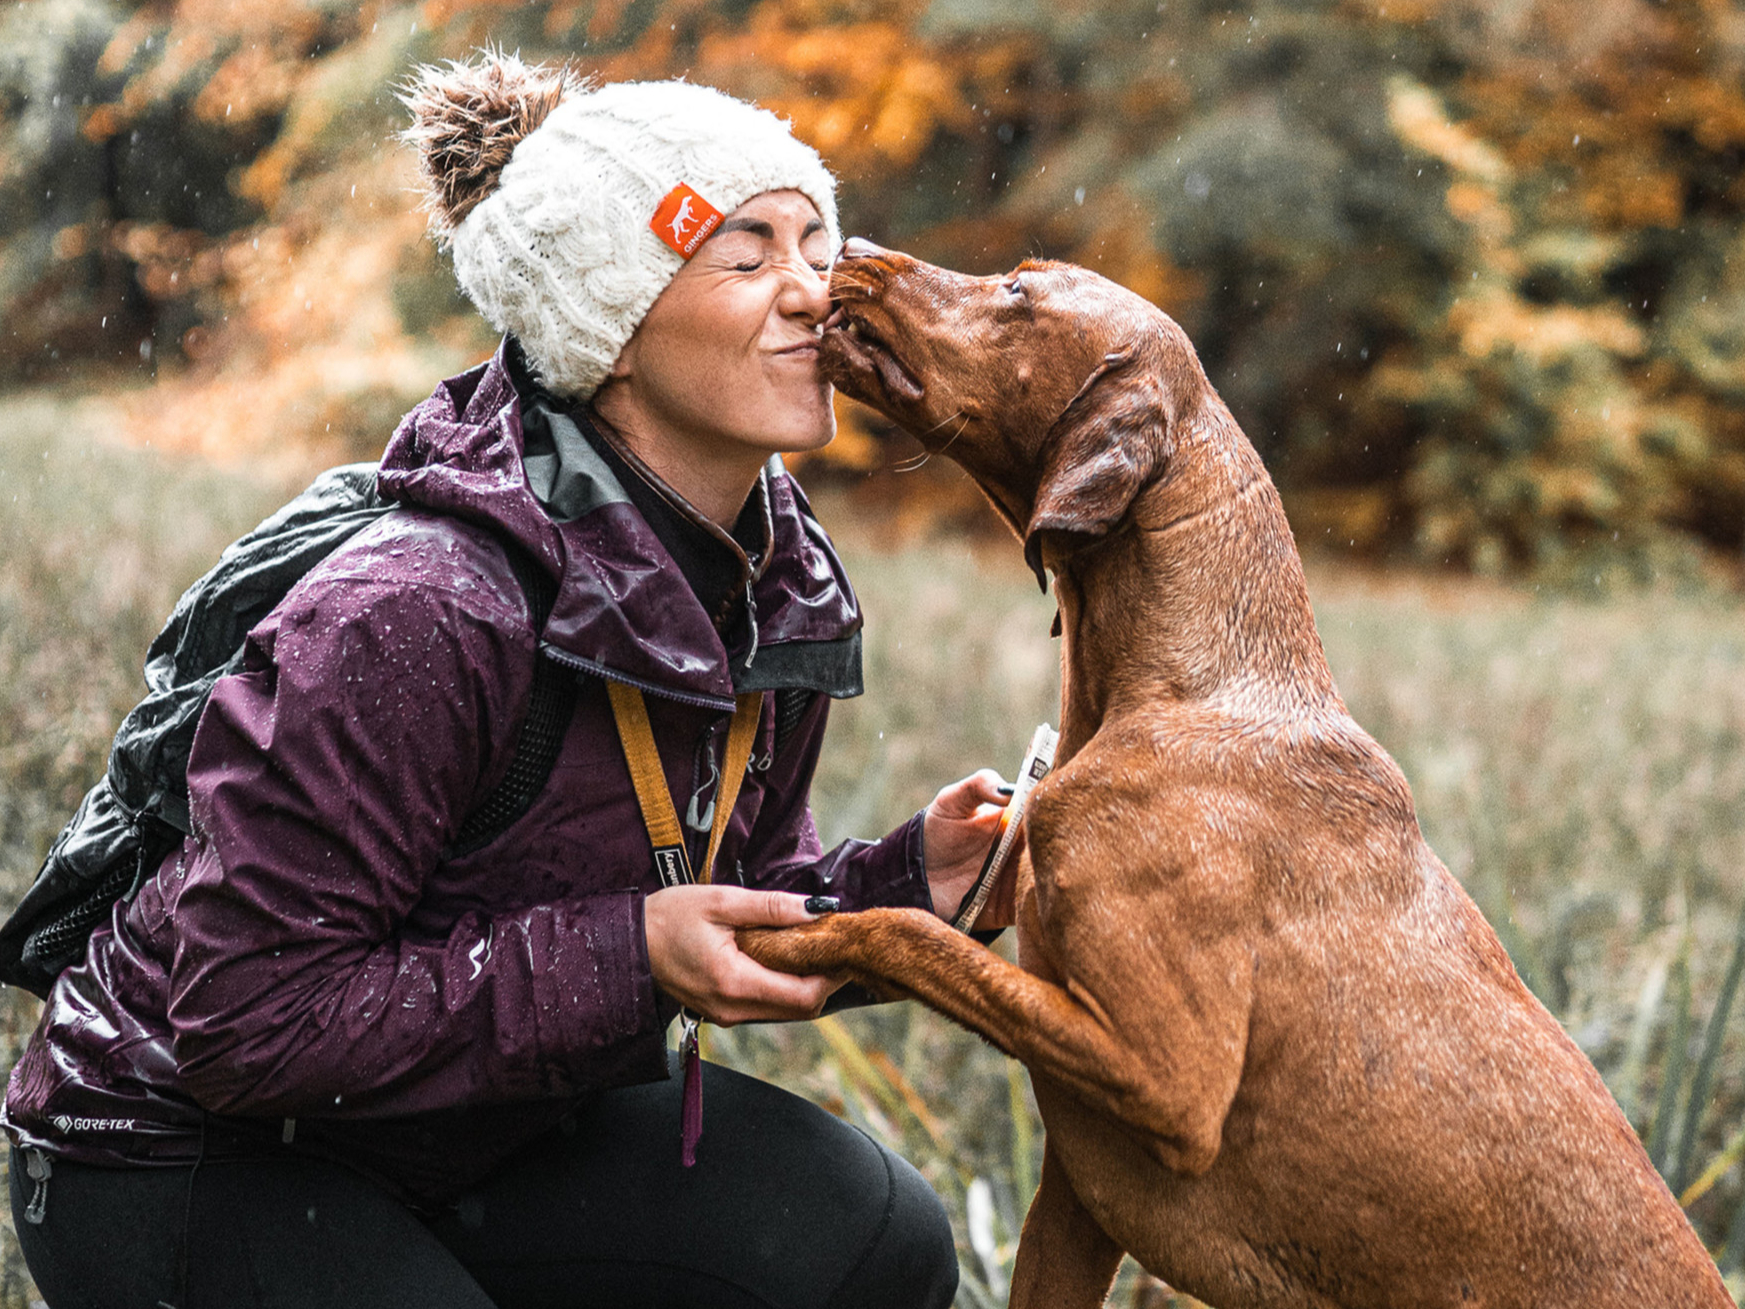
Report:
737,917,847,975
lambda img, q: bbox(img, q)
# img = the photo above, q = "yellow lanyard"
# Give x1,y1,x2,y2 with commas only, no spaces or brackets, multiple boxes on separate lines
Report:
605,680,763,1169
604,681,763,888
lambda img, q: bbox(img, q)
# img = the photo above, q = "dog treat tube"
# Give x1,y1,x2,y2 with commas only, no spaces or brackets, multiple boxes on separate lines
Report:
950,724,1058,933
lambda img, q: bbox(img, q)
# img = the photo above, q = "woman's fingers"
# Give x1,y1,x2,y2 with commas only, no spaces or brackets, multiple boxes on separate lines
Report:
921,767,1024,924
704,891,836,1022
643,885,836,1025
923,771,1012,888
706,886,831,929
931,768,1012,820
708,954,836,1025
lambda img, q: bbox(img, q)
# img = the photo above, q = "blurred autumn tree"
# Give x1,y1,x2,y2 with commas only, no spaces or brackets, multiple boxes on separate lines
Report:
1,0,1741,570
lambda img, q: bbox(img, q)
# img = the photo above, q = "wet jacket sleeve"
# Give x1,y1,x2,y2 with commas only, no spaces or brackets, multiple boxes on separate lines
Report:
165,578,665,1120
736,692,936,914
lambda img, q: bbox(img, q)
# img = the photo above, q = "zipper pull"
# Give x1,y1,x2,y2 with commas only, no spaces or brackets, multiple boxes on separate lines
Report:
680,1012,703,1168
684,794,715,833
23,1148,50,1224
686,730,719,833
741,580,759,669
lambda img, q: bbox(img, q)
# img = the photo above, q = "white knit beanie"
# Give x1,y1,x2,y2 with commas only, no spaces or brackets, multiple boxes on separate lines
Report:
402,54,840,400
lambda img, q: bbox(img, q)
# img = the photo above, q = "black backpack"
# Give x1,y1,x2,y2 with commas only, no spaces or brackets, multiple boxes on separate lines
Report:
0,463,578,998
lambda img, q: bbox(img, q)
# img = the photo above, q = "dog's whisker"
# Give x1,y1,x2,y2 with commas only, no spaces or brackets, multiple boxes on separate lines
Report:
919,410,964,438
827,274,877,298
889,411,967,472
933,413,970,457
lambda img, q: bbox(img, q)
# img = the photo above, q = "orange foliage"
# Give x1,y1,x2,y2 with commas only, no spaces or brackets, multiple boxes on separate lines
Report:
1449,0,1745,235
8,0,1739,561
191,43,302,125
44,0,1046,479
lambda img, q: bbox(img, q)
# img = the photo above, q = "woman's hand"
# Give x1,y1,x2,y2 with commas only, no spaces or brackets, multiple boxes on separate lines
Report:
644,885,838,1025
923,769,1018,930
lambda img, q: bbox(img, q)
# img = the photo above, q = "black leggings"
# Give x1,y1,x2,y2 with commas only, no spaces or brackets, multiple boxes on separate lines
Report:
10,1059,958,1309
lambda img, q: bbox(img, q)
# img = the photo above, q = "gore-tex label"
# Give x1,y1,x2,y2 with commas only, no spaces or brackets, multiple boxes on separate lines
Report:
52,1114,135,1133
651,184,725,259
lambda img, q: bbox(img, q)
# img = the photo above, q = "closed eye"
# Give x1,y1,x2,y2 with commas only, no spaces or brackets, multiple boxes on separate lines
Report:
736,258,832,275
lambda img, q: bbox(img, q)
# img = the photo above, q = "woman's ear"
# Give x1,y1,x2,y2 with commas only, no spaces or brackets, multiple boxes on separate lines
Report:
1022,335,1171,586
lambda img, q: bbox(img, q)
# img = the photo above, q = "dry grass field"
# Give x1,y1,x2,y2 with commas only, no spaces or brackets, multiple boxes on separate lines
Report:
1,389,1742,1306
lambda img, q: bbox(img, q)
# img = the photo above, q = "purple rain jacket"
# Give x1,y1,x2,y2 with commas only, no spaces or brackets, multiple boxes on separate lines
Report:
2,343,933,1203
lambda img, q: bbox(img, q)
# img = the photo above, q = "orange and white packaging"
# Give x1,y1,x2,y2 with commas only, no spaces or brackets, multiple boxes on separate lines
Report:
951,723,1059,932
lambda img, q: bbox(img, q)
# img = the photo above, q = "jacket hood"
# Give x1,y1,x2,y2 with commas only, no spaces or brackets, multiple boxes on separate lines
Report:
377,341,862,709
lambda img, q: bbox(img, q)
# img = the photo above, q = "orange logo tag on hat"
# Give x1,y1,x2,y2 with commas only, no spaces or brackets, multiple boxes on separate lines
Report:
651,184,725,259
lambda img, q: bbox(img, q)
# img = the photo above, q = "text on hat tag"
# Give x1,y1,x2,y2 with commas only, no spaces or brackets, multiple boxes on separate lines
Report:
652,184,725,259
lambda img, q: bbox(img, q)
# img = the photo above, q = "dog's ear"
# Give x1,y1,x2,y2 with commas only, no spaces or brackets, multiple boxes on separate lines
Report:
1023,338,1170,586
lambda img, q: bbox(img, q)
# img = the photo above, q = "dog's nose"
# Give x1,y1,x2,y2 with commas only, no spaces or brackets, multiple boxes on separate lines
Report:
839,236,890,260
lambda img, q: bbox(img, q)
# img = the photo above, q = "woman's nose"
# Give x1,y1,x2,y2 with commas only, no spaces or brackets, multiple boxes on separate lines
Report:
780,255,831,322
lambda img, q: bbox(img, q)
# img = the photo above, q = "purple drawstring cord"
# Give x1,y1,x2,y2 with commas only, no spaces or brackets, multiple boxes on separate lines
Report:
680,1015,703,1168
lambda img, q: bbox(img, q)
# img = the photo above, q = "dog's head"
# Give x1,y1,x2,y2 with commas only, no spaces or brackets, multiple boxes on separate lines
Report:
822,240,1195,583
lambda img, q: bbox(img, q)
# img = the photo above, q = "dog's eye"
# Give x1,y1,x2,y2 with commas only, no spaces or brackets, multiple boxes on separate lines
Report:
1005,276,1026,299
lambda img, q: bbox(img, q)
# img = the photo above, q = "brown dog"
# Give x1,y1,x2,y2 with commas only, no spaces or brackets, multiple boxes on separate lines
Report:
740,240,1730,1307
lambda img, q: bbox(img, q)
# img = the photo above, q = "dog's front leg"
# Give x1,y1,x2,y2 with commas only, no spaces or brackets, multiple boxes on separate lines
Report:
738,908,1223,1165
1009,1140,1124,1309
738,909,1135,1094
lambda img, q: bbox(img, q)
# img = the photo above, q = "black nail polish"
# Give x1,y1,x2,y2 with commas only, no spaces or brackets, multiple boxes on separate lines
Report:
996,784,1016,797
804,895,841,914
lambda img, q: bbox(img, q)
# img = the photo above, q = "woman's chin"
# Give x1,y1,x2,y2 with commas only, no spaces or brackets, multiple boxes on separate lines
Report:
754,391,836,455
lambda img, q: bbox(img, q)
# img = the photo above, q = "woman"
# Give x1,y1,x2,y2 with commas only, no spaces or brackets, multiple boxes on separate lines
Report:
2,54,1014,1308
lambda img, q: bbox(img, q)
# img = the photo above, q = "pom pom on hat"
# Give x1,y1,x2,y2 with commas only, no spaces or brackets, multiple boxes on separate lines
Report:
400,52,840,401
399,52,583,238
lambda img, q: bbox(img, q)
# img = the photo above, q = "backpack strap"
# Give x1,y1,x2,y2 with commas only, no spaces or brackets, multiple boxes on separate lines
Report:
605,681,762,888
15,812,180,988
0,520,578,998
772,686,816,757
445,545,580,860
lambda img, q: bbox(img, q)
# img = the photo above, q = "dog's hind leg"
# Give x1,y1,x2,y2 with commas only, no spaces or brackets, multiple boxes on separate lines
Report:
1009,1141,1123,1309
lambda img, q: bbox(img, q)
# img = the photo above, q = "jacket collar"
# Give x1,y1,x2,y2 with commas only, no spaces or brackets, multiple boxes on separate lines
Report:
377,342,863,710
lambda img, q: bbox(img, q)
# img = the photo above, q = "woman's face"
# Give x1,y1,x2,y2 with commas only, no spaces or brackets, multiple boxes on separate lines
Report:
602,189,836,465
